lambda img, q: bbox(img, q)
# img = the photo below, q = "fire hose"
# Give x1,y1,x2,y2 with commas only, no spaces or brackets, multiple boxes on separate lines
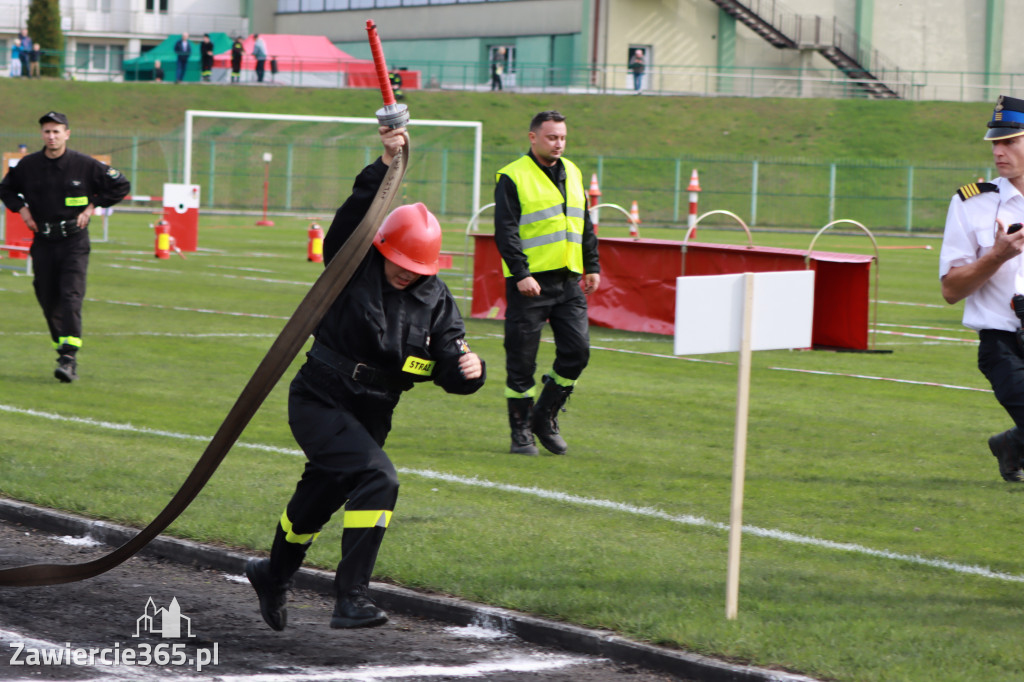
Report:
0,21,409,588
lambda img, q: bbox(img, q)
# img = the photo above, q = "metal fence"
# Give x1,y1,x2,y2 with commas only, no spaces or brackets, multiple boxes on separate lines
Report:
2,45,1021,102
0,130,989,233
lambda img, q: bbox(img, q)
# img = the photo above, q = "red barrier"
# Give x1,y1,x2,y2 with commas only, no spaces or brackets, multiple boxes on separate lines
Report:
470,235,874,350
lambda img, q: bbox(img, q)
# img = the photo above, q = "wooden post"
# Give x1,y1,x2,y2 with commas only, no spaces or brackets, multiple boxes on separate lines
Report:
725,272,754,620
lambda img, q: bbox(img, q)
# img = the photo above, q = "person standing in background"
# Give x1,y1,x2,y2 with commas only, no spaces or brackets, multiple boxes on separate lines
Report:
18,30,30,78
629,49,645,93
200,34,214,82
29,41,41,78
253,34,268,83
173,32,191,84
10,39,22,77
230,36,244,84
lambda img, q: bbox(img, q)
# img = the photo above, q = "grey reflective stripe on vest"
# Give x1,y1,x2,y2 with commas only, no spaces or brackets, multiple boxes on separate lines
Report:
521,229,583,250
522,205,586,226
521,204,564,226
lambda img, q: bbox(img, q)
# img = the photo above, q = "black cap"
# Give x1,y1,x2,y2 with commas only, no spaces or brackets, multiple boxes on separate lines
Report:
984,95,1024,141
39,111,69,126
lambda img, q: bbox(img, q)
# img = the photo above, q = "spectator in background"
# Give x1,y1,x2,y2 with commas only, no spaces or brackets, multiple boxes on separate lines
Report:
490,46,505,91
29,41,41,78
173,32,191,84
270,55,279,80
253,34,267,83
18,30,30,78
10,39,22,77
200,34,214,82
629,49,645,94
153,59,164,83
230,36,243,84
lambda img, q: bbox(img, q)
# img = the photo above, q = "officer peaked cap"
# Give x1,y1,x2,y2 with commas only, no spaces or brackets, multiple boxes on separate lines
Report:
985,95,1024,141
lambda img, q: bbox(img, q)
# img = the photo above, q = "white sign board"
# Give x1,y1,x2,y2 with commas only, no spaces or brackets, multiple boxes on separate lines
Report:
673,271,815,355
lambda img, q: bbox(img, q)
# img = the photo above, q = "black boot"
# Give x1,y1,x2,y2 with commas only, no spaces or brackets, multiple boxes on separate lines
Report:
54,354,78,383
330,585,388,628
246,524,309,631
531,375,573,455
507,398,538,455
989,429,1024,482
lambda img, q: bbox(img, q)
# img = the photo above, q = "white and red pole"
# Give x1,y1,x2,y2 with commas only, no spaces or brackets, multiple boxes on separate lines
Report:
256,152,274,226
687,169,701,238
587,173,601,234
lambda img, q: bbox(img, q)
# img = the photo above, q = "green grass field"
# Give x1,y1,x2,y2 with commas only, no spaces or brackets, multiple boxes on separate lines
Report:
1,209,1019,681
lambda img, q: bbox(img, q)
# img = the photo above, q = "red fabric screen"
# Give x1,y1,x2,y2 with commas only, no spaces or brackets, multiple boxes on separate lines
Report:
470,235,873,350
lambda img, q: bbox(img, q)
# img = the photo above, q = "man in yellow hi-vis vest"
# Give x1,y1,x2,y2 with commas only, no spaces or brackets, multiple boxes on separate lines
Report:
494,110,600,455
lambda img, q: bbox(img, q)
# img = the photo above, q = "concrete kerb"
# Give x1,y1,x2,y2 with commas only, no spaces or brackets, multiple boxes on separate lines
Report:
0,498,819,682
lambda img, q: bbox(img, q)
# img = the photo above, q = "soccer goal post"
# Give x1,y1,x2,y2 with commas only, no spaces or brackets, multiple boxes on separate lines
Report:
182,109,483,215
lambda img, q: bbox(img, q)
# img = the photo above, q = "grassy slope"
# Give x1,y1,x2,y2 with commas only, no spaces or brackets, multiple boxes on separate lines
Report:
0,79,996,166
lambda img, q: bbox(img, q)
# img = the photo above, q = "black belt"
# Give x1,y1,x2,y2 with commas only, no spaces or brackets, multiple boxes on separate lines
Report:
308,339,414,392
38,219,85,241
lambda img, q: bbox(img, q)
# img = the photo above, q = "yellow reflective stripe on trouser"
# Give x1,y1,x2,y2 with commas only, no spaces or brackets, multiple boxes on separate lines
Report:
548,370,576,388
54,336,83,350
343,510,393,529
280,509,320,545
504,385,538,399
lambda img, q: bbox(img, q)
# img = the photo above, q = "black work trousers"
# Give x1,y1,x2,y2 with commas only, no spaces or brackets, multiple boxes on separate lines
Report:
978,329,1024,429
285,372,399,593
504,270,590,394
29,230,90,353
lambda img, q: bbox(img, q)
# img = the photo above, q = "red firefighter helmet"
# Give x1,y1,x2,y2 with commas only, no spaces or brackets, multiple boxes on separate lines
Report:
373,203,442,275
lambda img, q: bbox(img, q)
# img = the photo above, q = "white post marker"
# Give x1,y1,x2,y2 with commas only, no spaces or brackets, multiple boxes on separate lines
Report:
674,270,815,620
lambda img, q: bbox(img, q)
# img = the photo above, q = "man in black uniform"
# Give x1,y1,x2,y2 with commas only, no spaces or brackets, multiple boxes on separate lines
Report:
199,33,214,82
246,126,485,631
0,111,130,382
494,110,600,456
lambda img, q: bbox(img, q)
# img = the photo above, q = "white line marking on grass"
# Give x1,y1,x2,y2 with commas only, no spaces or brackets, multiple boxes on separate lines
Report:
483,333,992,391
2,403,1021,584
92,298,290,320
878,299,947,309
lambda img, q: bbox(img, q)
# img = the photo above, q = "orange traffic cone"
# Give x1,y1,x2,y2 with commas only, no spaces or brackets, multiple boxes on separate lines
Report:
687,169,701,193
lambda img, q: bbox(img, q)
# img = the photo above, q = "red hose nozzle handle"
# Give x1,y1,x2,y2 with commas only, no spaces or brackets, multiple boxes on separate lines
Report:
366,20,409,129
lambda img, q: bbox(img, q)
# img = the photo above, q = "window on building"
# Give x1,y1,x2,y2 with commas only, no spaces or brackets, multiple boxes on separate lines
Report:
145,0,168,12
301,0,325,9
75,43,123,72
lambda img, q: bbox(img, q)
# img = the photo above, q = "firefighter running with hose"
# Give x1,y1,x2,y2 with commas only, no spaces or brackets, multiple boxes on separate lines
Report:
246,126,485,630
494,110,600,456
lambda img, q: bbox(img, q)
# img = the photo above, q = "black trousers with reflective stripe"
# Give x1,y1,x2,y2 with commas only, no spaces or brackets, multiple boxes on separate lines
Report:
978,329,1024,430
29,229,89,352
284,372,399,593
504,270,590,394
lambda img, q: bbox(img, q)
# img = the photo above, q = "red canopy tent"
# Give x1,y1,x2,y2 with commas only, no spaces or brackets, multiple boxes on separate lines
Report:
211,34,419,88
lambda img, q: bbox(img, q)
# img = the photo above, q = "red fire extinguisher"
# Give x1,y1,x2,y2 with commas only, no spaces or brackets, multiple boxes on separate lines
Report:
154,219,171,259
307,222,324,263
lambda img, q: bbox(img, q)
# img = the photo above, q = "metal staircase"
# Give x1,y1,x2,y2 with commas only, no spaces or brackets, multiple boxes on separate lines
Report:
709,0,904,99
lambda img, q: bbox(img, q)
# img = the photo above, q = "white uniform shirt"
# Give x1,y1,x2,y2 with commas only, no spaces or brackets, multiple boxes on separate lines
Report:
939,176,1024,331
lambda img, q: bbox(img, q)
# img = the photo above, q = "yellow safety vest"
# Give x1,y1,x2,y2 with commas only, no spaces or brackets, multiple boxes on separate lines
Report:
497,155,586,277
